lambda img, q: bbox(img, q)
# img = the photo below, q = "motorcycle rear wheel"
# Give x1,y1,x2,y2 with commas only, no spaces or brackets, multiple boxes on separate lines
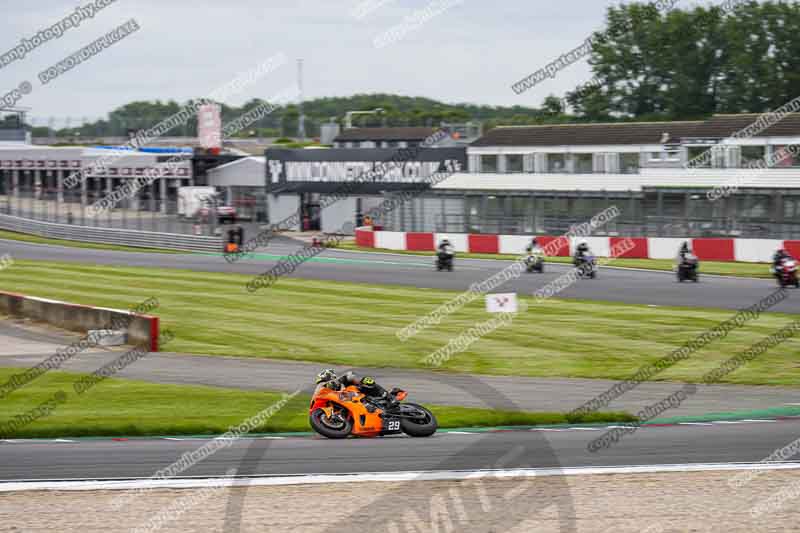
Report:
399,403,438,437
310,408,353,439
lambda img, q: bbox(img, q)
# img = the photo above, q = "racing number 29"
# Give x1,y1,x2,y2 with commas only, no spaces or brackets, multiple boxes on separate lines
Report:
387,420,400,431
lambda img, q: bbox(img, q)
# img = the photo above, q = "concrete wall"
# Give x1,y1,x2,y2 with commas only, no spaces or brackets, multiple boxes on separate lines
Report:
267,194,301,230
322,196,357,234
0,291,160,351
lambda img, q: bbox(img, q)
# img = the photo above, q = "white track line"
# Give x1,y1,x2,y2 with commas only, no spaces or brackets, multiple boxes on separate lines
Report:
3,463,800,493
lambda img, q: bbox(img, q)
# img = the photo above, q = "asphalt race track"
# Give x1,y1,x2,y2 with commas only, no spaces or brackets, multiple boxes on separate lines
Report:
1,237,798,313
1,420,799,481
1,237,799,482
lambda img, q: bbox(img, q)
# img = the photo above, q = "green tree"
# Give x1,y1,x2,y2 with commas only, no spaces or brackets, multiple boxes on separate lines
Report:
574,1,800,119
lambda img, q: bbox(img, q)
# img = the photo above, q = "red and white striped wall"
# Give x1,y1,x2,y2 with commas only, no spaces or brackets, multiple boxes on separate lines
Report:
355,228,800,263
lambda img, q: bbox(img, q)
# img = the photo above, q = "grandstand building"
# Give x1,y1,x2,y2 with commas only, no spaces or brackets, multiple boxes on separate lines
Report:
0,143,194,212
380,114,800,239
255,127,467,232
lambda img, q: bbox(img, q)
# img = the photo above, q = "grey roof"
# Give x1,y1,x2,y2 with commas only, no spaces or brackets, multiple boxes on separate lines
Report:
472,114,800,147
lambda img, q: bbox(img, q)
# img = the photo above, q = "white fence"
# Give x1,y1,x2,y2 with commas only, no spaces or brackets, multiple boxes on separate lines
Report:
0,213,222,252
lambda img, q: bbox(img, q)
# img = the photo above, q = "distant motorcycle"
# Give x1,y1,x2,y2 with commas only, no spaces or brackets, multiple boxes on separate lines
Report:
775,258,799,288
436,246,454,272
525,252,544,273
677,254,699,282
575,254,597,279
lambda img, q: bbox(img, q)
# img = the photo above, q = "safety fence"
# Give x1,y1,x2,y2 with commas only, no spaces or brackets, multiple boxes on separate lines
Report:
0,213,222,252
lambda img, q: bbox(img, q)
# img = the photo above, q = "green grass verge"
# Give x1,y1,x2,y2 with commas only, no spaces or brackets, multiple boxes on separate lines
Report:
0,229,182,254
334,241,773,278
1,259,799,387
0,368,634,438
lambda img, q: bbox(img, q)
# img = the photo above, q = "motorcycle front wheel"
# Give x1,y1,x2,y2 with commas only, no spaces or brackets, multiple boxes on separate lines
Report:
399,403,438,437
310,407,353,439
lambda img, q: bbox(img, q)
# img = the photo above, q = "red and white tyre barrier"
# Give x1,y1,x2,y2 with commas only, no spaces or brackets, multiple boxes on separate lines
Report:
355,227,799,264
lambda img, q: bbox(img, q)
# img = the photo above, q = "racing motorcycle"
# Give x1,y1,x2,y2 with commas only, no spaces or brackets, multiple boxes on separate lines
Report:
775,257,800,288
436,246,455,272
525,251,544,273
309,383,438,439
575,254,597,279
677,253,699,282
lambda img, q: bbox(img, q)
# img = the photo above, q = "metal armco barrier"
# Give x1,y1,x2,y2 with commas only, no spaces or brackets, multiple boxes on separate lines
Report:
0,213,222,252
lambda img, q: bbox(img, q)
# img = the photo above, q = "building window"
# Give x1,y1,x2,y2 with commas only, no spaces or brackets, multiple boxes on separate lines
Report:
738,195,771,220
511,196,534,233
784,197,800,219
575,154,593,173
687,146,712,168
772,146,800,167
741,146,766,166
621,153,639,174
649,151,663,161
481,155,498,173
547,154,566,173
506,154,523,173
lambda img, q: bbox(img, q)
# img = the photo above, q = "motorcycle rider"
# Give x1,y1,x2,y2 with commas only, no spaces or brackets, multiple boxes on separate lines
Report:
772,248,794,278
675,241,696,269
315,369,396,407
677,241,692,261
436,236,455,270
573,239,591,267
526,237,540,254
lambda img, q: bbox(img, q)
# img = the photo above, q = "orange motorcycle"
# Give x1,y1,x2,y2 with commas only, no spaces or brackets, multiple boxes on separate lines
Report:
309,384,438,439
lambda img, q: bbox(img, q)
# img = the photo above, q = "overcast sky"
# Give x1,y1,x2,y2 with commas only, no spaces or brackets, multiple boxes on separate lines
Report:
2,0,720,124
